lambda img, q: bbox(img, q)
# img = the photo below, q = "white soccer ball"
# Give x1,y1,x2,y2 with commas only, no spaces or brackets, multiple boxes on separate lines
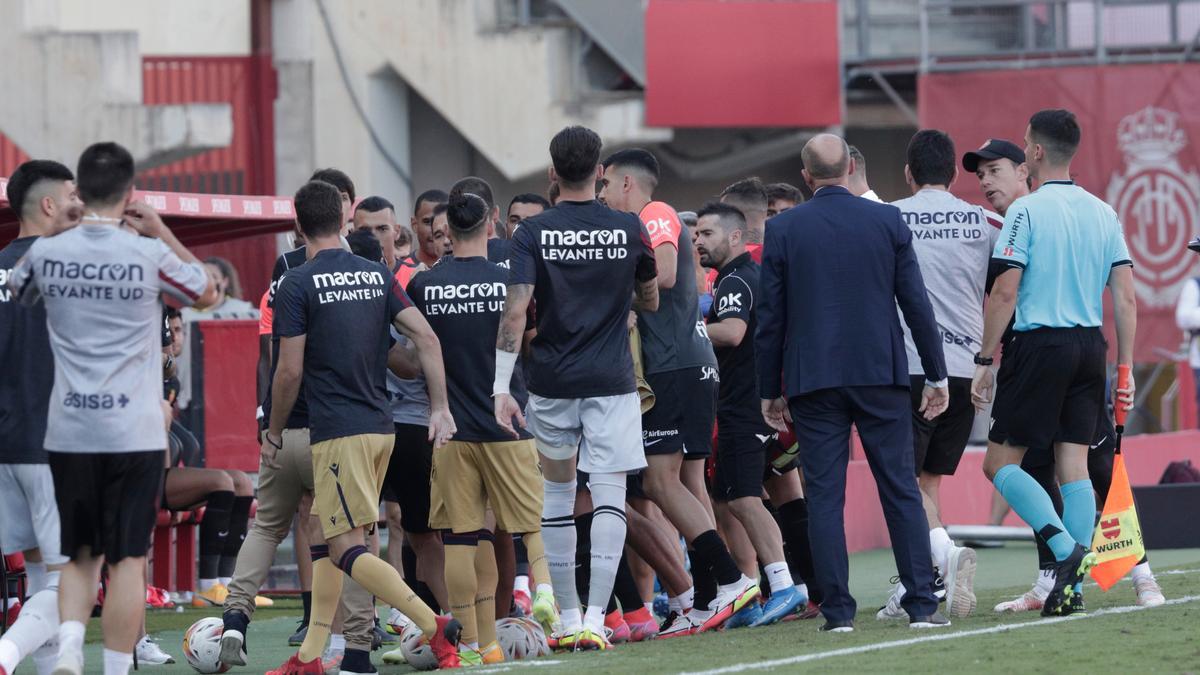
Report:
496,617,536,660
400,621,438,671
182,617,230,674
522,617,551,657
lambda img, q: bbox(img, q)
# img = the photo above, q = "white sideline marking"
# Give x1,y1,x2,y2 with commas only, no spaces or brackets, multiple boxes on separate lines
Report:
681,594,1200,674
474,659,564,674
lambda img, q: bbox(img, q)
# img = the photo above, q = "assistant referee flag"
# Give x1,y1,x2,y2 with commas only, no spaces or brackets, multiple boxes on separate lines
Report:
1090,365,1144,590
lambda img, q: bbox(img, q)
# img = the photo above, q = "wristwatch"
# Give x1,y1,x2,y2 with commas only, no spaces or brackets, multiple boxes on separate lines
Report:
973,352,994,366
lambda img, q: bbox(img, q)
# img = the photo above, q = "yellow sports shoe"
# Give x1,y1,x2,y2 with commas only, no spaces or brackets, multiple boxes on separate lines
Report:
574,627,610,651
254,595,275,607
191,583,229,607
532,589,559,633
480,642,504,665
458,648,483,666
381,646,406,665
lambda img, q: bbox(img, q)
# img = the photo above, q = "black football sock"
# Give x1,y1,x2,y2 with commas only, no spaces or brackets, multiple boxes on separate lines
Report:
198,490,235,584
219,495,254,579
613,551,643,611
689,547,717,611
691,529,741,587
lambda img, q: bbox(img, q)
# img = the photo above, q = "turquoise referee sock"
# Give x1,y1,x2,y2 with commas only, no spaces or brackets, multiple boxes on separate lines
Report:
1060,479,1095,549
993,464,1076,562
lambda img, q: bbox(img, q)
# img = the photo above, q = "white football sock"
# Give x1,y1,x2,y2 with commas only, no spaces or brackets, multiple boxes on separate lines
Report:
585,473,628,631
541,479,580,612
57,620,85,666
764,562,793,595
0,583,59,672
559,607,582,631
33,637,59,675
514,575,530,594
198,578,218,591
1035,569,1055,594
102,648,133,675
1132,561,1155,582
929,527,953,569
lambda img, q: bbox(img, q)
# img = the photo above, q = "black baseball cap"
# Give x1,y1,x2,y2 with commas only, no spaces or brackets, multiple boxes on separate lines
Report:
962,139,1025,172
1189,237,1200,254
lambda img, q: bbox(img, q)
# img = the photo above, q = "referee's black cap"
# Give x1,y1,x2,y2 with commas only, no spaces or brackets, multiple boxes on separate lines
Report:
963,139,1025,172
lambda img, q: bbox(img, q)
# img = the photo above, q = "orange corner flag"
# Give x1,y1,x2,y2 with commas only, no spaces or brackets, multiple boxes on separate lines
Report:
1089,453,1145,590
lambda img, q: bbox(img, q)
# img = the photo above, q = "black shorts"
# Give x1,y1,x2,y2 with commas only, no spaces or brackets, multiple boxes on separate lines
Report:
385,423,434,533
1019,405,1117,475
49,450,163,563
642,367,717,458
989,327,1107,450
910,376,975,476
713,420,776,501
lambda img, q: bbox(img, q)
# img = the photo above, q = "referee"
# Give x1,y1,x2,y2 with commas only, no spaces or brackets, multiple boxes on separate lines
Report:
971,109,1137,617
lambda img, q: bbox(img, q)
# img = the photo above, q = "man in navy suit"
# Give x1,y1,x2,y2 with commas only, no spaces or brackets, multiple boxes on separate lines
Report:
755,134,951,632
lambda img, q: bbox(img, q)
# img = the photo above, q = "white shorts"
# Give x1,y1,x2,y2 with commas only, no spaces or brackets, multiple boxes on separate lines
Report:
0,463,67,564
526,392,646,474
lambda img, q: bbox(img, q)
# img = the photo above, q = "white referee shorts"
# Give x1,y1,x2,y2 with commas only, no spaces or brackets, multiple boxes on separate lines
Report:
526,392,646,474
0,463,67,564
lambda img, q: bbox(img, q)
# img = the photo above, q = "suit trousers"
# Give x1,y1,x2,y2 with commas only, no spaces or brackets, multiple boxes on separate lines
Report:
225,428,375,651
789,385,938,623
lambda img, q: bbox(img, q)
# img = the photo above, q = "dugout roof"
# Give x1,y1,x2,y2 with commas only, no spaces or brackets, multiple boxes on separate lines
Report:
0,176,295,247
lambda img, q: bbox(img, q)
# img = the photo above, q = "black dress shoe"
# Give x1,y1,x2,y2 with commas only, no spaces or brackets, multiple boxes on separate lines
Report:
819,619,855,633
909,612,950,628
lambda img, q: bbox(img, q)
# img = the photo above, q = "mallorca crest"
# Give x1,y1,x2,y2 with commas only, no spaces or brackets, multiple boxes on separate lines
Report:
1107,106,1200,307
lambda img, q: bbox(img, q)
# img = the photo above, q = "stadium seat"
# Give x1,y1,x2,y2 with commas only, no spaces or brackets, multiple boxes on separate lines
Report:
149,499,258,594
1,553,27,633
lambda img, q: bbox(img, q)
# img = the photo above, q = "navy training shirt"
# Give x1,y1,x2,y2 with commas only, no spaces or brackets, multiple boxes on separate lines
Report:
486,237,511,269
706,251,764,424
273,248,411,443
507,199,657,399
0,237,54,463
408,256,532,442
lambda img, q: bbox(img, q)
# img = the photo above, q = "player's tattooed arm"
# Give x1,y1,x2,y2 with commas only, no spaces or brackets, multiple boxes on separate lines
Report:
632,277,659,312
497,284,533,354
494,283,532,438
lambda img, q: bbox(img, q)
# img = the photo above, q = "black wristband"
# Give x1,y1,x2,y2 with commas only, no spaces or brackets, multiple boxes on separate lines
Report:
973,352,994,366
266,433,283,450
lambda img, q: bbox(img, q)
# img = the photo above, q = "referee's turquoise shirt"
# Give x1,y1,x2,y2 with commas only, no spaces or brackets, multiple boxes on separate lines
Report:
991,180,1132,331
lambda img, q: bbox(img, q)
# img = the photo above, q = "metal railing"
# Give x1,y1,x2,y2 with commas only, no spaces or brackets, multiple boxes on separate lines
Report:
844,0,1200,72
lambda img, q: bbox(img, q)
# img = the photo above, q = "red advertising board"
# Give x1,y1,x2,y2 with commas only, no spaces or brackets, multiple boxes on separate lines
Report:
919,64,1200,363
644,0,841,128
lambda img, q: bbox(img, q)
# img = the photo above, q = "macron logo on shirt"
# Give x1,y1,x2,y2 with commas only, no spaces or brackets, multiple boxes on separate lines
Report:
424,282,506,301
540,228,630,262
422,281,507,316
311,269,386,304
312,270,385,289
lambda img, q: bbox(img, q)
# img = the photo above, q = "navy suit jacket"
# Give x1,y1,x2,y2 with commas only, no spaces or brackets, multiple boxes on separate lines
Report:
754,185,947,399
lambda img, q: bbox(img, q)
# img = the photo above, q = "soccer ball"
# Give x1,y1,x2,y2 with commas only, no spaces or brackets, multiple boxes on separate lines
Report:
496,617,537,660
182,617,230,674
523,617,550,657
399,621,438,670
496,617,549,660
